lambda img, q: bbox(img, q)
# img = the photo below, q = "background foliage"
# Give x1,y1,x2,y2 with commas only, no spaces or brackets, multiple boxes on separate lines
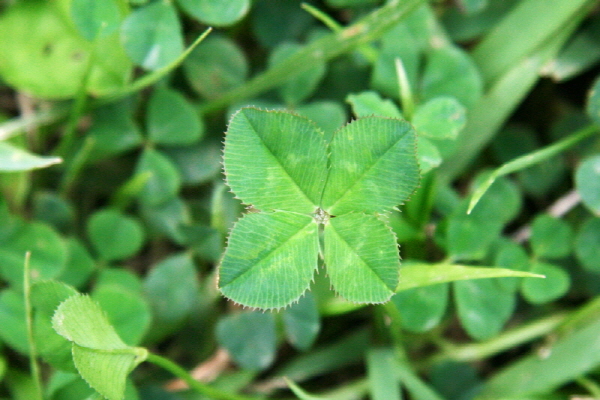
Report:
1,0,600,399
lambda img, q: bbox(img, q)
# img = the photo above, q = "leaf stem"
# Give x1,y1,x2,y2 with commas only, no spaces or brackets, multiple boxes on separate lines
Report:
423,312,568,366
23,252,44,400
199,0,426,114
146,353,265,400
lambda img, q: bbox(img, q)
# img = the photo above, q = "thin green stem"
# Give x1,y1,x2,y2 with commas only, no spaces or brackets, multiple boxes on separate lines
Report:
200,0,426,114
146,353,266,400
59,136,95,197
576,376,600,399
423,312,568,367
23,252,44,400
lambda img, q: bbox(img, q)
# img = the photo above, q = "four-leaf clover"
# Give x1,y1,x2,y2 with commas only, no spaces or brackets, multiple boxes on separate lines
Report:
219,108,420,309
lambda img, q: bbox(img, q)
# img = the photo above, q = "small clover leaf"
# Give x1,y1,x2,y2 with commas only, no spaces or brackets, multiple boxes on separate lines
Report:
52,294,148,400
220,108,420,309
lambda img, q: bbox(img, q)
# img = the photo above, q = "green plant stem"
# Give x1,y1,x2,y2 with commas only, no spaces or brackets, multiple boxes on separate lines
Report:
468,124,599,213
395,58,414,120
424,312,568,366
59,136,95,197
576,376,600,399
23,252,43,400
200,0,426,114
146,353,266,400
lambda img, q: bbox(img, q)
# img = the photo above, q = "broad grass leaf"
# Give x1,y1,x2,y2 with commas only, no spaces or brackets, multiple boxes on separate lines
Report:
121,2,183,70
324,213,400,304
479,317,600,398
367,348,402,400
223,108,328,213
219,212,319,309
216,311,276,370
0,142,61,171
396,262,544,292
321,117,419,215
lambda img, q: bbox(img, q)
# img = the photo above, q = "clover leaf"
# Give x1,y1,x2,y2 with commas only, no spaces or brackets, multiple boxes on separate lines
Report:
219,108,420,309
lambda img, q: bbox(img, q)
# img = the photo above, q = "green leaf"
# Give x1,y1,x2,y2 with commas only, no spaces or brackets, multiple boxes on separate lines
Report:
367,348,402,400
52,295,148,400
346,91,403,119
0,221,67,289
92,285,152,346
396,262,544,292
87,101,143,162
136,148,181,206
416,136,442,174
87,209,145,262
0,142,61,171
479,317,600,398
146,87,202,146
454,279,516,340
177,0,250,27
295,101,347,142
391,283,448,333
223,108,328,213
31,280,78,371
183,35,248,100
219,212,318,309
143,253,199,343
575,155,600,214
530,215,573,259
412,97,466,140
161,139,221,185
282,292,320,351
321,117,419,215
587,75,600,125
325,213,400,303
0,289,28,354
59,239,96,289
420,45,483,108
521,261,570,304
215,311,276,370
71,0,121,41
121,1,183,70
0,0,131,98
575,217,600,272
270,42,327,106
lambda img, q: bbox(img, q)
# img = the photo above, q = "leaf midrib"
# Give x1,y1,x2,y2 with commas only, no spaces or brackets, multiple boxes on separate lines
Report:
328,217,396,291
220,215,315,287
244,112,318,210
324,131,408,213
